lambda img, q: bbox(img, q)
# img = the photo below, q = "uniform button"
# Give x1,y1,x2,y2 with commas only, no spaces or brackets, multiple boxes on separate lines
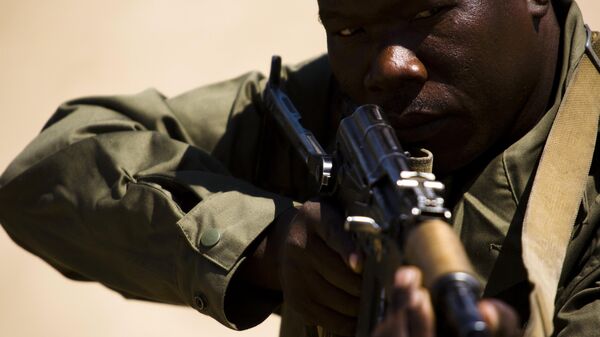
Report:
194,294,206,311
201,229,221,248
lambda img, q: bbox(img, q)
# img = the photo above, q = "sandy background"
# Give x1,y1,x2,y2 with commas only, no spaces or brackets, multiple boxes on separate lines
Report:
0,1,598,337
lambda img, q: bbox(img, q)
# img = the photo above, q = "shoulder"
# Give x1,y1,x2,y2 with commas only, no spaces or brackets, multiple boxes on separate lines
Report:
165,54,331,118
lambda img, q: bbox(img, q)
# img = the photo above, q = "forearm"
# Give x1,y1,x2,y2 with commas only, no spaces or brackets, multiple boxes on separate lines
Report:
0,86,294,329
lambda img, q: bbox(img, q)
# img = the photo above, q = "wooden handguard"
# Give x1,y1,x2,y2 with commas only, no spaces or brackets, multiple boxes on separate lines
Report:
405,219,488,337
404,219,476,289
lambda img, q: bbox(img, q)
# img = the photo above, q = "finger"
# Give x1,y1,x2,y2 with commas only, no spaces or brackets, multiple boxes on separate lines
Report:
390,267,434,337
302,294,357,336
372,268,421,337
391,266,422,311
282,261,353,334
282,256,359,321
308,235,362,296
396,266,423,289
372,310,408,337
479,299,522,337
308,268,360,317
407,288,435,337
305,200,360,271
349,250,365,274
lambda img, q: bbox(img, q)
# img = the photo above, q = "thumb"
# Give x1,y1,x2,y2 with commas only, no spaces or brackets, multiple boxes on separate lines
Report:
478,299,522,337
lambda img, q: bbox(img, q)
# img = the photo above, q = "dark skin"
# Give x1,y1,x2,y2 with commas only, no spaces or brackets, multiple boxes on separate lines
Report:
237,0,562,335
371,267,522,337
322,0,560,175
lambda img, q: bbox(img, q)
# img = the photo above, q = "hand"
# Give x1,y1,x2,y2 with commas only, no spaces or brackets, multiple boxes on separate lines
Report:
372,267,522,337
276,200,363,336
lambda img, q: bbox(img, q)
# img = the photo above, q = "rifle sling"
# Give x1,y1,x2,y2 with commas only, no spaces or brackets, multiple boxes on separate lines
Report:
522,28,600,337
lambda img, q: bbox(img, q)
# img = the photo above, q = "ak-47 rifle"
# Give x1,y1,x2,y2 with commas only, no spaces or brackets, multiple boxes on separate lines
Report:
264,56,489,337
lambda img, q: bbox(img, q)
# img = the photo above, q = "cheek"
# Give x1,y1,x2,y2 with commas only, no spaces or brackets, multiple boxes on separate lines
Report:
446,2,536,95
424,5,537,124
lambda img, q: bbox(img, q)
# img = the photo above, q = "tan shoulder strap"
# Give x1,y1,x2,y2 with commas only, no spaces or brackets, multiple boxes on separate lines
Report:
522,26,600,337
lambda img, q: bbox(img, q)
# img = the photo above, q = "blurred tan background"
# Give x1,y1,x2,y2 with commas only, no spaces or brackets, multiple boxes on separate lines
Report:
0,1,598,337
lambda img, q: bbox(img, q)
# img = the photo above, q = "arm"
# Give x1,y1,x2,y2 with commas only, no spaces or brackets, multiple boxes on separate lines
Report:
0,73,293,330
553,214,600,336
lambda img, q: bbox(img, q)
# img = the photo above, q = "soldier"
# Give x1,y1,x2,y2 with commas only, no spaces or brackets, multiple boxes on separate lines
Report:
0,0,598,336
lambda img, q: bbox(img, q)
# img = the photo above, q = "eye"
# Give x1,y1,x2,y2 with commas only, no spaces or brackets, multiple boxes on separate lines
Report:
336,27,365,37
413,6,445,20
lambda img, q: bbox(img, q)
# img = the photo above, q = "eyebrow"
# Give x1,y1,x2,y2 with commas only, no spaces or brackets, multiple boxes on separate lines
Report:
317,0,359,21
318,8,361,24
318,9,339,23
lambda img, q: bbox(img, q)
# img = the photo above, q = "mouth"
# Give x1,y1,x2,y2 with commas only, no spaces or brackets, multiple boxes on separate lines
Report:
388,111,452,143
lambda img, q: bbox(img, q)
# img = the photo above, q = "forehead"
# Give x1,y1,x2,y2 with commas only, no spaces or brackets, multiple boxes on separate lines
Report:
318,0,393,16
316,0,510,32
317,0,443,22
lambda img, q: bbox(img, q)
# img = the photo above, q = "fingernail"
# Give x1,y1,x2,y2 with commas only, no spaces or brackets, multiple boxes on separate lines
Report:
349,253,363,273
395,268,417,288
478,301,499,334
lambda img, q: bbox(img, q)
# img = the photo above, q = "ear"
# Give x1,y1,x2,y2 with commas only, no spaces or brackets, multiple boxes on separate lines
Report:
527,0,551,18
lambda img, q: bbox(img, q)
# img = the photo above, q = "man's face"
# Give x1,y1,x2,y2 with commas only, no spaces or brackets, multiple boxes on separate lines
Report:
319,0,551,173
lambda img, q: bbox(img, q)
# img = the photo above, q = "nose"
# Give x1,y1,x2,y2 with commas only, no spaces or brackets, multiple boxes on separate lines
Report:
364,45,428,93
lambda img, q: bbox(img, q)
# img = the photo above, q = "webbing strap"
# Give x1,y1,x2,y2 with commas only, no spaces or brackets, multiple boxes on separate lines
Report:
523,26,600,337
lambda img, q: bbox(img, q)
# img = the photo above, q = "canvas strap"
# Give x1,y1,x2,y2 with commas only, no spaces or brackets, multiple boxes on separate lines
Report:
523,26,600,337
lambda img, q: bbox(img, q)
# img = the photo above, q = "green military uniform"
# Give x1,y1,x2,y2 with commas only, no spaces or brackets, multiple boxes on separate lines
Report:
0,2,598,336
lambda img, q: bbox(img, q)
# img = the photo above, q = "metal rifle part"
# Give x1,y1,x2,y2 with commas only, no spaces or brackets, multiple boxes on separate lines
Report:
585,24,600,72
432,273,489,337
336,105,487,337
263,56,333,192
335,105,449,230
265,57,488,337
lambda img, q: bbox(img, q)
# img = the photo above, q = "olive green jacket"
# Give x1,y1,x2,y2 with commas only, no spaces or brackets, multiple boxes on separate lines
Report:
0,2,598,337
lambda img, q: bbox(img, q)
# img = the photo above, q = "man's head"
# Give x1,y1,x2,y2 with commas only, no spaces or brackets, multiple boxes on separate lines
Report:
319,0,562,174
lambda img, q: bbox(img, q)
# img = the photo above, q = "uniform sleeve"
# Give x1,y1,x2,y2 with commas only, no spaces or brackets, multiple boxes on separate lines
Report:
553,234,600,336
552,176,600,337
0,72,294,330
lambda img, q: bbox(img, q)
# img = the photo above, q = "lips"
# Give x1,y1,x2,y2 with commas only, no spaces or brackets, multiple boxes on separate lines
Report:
365,85,464,144
387,111,452,143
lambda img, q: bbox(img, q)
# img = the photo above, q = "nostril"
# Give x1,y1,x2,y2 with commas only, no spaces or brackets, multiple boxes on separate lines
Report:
364,45,428,93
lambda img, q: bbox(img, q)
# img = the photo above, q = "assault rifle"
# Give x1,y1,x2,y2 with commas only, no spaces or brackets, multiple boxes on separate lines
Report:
263,56,489,337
